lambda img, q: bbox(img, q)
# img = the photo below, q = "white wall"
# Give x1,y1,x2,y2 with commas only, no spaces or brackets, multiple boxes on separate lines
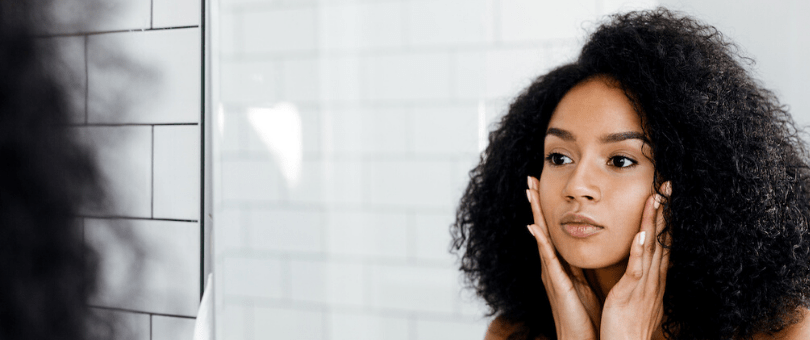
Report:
45,0,205,339
212,1,656,339
659,0,810,127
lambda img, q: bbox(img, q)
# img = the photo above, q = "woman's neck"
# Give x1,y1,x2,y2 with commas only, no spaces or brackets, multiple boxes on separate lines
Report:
584,259,628,305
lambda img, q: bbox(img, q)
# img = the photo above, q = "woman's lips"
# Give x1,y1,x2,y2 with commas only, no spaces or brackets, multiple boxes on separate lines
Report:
560,213,604,238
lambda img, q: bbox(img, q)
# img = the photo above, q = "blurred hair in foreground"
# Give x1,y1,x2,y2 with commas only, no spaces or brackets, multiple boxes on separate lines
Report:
0,1,141,339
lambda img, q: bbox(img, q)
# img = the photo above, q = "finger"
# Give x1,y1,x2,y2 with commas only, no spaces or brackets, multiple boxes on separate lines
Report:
526,177,550,238
527,224,558,268
641,194,657,276
659,230,671,286
648,196,666,287
613,231,646,297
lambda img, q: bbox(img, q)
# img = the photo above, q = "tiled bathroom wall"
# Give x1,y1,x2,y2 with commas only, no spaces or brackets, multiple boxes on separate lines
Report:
212,0,656,339
44,0,204,339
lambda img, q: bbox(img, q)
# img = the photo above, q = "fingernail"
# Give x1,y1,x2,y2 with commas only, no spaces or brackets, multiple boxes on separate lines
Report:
639,231,646,245
653,195,661,210
526,189,532,203
527,225,536,237
664,181,672,196
527,176,533,190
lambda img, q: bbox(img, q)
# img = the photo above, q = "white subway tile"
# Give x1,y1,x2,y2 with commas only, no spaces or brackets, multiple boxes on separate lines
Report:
248,208,324,253
153,0,202,27
287,160,326,204
369,265,457,313
457,290,490,318
322,160,364,205
219,109,247,153
414,212,456,264
38,36,86,124
245,106,320,157
499,0,597,42
222,256,284,299
219,11,241,57
152,315,196,340
485,47,546,99
243,8,317,54
453,51,485,100
411,105,479,155
320,56,362,104
415,318,489,340
153,125,201,220
220,60,280,105
362,52,452,102
407,0,490,46
320,2,404,50
217,303,251,340
323,108,363,156
214,208,244,254
221,159,284,202
88,308,150,340
281,58,320,103
290,260,367,306
329,312,409,340
368,160,457,208
87,29,200,124
86,219,200,316
253,306,324,340
361,107,411,156
326,211,408,259
47,0,150,34
601,0,658,16
547,41,581,70
77,126,151,217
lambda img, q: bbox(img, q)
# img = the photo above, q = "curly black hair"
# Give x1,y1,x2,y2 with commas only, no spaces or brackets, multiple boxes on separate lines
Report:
452,8,810,340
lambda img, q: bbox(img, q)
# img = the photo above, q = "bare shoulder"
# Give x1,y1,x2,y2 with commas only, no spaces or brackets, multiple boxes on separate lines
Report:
752,307,810,340
484,316,548,340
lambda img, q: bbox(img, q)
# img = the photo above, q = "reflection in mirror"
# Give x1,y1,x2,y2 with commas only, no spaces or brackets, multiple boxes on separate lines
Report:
211,0,810,339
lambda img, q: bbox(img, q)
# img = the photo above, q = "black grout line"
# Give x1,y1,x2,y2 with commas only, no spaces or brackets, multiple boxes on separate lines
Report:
150,0,154,30
151,125,155,219
200,0,207,301
64,122,199,127
89,305,197,319
149,314,153,340
38,25,200,38
78,215,198,223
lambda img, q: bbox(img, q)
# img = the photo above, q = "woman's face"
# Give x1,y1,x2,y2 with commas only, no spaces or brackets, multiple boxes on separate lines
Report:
539,77,655,269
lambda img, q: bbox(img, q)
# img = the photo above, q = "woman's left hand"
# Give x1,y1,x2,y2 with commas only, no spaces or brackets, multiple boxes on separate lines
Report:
601,182,671,340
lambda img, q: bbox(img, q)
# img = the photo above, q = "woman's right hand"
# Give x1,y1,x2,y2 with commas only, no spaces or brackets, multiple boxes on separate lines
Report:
526,176,600,340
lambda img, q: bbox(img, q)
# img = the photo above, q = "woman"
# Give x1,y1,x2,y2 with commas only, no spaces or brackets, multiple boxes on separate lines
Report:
452,8,810,340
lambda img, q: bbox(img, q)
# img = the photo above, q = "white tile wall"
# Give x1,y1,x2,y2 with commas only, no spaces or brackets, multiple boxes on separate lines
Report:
320,2,405,51
214,1,660,339
253,306,324,340
79,126,153,218
87,28,201,124
151,316,196,340
153,126,201,220
86,219,200,317
242,8,318,54
329,312,409,340
50,1,204,337
153,0,202,27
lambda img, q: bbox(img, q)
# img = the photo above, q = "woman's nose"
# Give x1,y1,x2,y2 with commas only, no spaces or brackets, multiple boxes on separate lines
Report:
563,161,601,202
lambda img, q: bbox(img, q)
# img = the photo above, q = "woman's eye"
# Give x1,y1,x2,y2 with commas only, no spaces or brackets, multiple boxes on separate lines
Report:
546,153,572,166
609,156,637,168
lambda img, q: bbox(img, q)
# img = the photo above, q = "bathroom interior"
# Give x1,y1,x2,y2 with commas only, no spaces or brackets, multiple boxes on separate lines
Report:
35,0,810,339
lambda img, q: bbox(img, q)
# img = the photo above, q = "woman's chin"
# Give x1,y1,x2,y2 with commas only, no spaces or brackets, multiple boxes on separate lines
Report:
559,248,629,270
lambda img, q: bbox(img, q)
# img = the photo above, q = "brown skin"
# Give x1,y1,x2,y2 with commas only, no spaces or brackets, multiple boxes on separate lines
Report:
484,77,810,339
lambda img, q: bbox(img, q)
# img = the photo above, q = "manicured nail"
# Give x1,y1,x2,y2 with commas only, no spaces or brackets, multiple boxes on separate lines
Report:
664,181,672,196
654,195,661,210
526,189,532,203
527,225,536,237
527,176,533,189
639,231,646,245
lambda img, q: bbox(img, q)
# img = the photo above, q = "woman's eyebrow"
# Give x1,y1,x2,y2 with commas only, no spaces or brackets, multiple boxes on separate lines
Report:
545,127,574,141
600,131,648,144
